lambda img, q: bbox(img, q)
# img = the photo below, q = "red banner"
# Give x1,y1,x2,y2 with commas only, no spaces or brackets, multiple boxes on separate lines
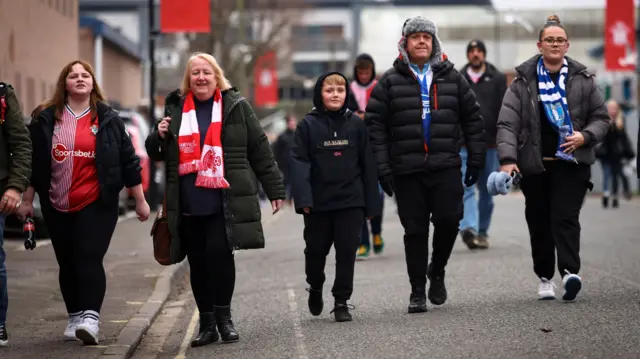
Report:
160,0,210,33
253,51,279,107
605,0,636,71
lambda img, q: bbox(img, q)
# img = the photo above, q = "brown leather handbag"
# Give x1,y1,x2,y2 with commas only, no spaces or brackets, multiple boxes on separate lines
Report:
150,196,172,265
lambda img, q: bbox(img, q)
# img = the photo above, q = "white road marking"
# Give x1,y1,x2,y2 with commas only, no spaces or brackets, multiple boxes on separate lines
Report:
287,285,309,359
175,309,199,359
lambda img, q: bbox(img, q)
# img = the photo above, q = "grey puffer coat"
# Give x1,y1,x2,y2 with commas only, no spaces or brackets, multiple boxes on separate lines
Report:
496,55,610,176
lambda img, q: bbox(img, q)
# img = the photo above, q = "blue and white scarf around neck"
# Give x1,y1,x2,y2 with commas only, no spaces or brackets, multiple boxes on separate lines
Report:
536,56,574,162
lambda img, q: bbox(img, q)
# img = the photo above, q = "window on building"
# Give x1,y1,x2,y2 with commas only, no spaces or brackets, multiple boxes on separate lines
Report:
41,81,48,104
293,61,347,78
14,73,21,103
292,25,343,38
26,77,35,113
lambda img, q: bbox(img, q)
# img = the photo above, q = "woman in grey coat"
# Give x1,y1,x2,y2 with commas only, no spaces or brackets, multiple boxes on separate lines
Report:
496,15,609,303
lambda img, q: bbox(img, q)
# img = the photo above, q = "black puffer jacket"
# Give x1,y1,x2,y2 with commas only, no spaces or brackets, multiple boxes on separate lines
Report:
29,102,142,204
365,56,486,176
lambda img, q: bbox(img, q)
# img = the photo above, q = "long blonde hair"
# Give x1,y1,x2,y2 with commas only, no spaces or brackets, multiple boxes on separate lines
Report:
606,99,624,130
180,53,232,95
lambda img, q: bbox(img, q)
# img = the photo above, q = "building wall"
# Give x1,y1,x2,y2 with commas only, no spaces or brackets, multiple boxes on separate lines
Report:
79,29,143,108
0,0,79,114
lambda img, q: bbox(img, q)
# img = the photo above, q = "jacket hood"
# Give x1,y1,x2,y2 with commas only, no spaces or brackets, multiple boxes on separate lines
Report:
515,55,588,80
312,71,351,114
352,53,376,86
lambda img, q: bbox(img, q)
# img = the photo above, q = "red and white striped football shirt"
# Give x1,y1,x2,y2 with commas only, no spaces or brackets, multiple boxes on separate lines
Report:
49,105,100,212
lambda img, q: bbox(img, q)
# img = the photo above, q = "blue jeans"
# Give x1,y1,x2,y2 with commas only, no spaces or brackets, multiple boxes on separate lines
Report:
599,160,611,194
459,148,499,234
0,215,6,325
360,186,385,246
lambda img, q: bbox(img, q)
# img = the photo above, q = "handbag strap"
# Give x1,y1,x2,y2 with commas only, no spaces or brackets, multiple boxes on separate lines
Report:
160,194,167,217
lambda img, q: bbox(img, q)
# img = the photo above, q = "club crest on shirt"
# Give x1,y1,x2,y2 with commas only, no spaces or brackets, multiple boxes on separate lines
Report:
53,125,61,134
90,124,98,135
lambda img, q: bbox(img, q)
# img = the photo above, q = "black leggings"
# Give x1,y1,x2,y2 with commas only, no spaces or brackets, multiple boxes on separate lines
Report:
180,214,235,312
42,199,119,314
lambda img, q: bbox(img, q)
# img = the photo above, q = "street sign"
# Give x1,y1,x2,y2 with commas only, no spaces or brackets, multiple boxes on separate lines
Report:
155,49,180,69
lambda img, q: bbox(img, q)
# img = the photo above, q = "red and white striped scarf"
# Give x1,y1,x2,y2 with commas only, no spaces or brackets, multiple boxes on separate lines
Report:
177,89,230,189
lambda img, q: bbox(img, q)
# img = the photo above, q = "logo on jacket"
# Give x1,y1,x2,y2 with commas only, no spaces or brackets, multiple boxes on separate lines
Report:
202,149,222,173
52,143,96,162
323,139,349,147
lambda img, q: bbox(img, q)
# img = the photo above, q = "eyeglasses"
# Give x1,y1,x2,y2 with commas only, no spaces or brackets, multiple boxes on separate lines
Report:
543,37,567,46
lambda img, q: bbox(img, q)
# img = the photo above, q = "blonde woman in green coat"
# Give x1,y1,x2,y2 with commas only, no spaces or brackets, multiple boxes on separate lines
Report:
145,52,285,348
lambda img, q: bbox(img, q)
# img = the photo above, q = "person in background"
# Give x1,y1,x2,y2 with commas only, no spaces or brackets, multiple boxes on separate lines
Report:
346,53,386,259
291,72,381,322
0,82,33,347
599,99,634,208
17,60,150,345
145,52,284,347
366,16,486,314
272,114,297,206
496,15,609,302
458,40,507,250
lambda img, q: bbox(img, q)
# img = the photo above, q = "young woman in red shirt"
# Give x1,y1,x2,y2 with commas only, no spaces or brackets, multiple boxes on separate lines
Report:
17,60,150,345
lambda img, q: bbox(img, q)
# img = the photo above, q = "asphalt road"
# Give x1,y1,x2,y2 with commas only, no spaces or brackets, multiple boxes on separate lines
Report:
132,194,640,359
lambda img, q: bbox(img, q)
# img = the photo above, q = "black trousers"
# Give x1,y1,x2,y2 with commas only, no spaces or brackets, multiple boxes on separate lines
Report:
304,208,364,302
42,199,119,314
520,161,590,279
394,168,463,292
180,214,235,312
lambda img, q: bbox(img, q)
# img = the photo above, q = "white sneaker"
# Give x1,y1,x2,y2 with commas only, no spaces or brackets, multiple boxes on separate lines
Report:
562,270,582,302
63,316,82,341
537,278,556,300
75,318,100,345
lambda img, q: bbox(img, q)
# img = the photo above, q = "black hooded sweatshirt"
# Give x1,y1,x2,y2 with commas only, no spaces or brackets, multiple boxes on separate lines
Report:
290,72,382,217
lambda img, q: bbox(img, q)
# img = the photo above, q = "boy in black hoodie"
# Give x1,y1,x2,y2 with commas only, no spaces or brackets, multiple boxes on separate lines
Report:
291,72,381,322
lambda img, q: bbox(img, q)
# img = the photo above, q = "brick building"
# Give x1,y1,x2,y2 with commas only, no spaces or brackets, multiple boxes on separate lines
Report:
0,0,143,114
0,0,80,114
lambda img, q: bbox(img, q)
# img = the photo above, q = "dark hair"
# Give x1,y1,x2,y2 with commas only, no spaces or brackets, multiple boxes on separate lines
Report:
538,15,568,41
355,58,374,70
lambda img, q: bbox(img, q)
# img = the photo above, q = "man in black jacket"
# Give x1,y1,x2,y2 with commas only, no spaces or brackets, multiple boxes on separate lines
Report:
458,40,507,250
272,114,297,205
365,16,486,314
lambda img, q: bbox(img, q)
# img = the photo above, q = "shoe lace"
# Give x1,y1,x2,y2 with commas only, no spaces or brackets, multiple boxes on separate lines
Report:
540,278,557,291
329,303,355,314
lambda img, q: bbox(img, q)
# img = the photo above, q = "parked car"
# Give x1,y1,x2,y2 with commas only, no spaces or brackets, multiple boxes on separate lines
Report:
118,112,151,213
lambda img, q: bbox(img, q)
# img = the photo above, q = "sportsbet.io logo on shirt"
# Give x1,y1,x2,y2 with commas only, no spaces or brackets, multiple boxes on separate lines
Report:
52,143,96,162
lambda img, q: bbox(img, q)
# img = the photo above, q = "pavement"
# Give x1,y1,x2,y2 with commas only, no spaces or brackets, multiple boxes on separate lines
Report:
0,211,184,359
3,194,640,359
127,193,640,359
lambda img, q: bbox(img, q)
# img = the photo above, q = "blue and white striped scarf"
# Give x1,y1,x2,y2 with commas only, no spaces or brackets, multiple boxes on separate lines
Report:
536,56,574,162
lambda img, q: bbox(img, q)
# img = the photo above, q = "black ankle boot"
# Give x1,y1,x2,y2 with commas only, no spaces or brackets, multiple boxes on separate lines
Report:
214,305,239,343
190,312,218,347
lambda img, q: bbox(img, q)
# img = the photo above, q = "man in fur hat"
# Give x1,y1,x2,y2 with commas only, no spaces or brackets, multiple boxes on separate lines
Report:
365,16,486,313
